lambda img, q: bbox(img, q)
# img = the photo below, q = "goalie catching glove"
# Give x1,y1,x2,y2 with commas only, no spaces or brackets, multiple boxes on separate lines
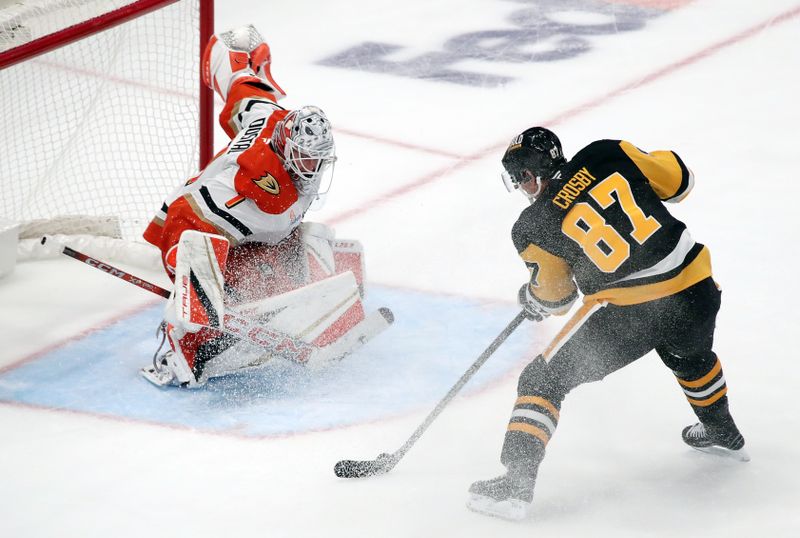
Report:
202,24,286,101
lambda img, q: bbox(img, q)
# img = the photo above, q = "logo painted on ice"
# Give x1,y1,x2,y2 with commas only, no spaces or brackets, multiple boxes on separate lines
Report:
319,0,669,87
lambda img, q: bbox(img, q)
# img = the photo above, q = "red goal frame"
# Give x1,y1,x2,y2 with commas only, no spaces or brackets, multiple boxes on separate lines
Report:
0,0,215,169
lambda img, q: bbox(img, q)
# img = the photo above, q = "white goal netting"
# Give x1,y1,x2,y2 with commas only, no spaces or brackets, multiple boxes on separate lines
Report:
0,0,210,260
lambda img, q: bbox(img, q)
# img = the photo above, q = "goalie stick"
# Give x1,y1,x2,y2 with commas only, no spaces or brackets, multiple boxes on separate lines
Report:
55,240,367,364
333,310,529,478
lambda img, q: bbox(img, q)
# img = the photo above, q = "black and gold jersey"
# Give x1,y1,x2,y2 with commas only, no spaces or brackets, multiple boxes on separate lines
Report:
512,139,712,309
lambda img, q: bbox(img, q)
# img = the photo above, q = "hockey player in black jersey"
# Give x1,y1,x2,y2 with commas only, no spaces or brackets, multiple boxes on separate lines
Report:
467,127,748,521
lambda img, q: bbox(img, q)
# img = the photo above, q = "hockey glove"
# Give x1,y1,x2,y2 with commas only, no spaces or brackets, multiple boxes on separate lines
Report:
518,283,549,322
201,25,286,101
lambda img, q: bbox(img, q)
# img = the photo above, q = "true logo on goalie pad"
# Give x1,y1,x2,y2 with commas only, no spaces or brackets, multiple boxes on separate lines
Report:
171,232,229,332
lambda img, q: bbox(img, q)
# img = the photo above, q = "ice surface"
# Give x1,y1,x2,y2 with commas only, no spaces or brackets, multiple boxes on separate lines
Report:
1,0,799,536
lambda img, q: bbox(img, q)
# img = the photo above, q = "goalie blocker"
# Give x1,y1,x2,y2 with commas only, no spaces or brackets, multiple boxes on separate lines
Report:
142,226,388,388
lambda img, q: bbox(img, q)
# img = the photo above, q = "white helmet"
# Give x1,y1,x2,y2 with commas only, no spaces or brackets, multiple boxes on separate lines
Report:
271,106,336,199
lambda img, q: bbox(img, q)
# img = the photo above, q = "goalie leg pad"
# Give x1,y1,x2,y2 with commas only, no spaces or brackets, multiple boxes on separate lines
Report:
332,239,366,296
300,222,337,284
194,305,395,379
299,222,366,293
140,323,230,388
238,272,394,366
306,307,394,367
166,231,229,332
238,272,363,343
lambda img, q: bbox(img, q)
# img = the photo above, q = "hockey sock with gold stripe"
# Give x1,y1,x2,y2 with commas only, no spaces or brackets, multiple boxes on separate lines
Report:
676,356,728,409
675,356,744,447
501,394,560,469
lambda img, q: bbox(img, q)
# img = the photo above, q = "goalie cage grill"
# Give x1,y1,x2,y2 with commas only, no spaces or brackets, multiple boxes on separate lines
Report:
0,0,214,267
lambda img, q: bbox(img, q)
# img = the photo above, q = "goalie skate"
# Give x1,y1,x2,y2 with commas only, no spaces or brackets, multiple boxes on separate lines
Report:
140,350,200,389
140,360,174,387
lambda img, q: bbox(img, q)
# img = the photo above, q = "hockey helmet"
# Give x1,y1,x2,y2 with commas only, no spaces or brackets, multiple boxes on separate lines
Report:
272,106,336,200
501,126,566,199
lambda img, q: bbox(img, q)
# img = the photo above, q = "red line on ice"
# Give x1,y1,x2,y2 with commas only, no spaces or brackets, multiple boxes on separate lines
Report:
324,4,800,226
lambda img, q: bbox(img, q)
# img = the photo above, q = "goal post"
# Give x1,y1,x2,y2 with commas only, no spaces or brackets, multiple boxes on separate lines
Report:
0,0,214,262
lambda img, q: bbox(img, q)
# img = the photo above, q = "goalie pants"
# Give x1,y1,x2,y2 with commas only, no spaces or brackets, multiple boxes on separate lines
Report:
501,277,742,471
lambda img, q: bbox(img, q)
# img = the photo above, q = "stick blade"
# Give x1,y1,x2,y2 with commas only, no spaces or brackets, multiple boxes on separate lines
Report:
334,453,396,478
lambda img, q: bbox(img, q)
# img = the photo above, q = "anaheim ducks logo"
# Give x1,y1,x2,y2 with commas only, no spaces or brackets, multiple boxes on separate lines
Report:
253,173,280,195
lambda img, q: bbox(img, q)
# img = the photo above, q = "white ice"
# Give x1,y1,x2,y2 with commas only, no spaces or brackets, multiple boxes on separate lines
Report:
1,0,799,536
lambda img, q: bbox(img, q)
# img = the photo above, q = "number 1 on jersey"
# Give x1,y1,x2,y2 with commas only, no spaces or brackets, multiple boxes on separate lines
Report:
562,173,662,273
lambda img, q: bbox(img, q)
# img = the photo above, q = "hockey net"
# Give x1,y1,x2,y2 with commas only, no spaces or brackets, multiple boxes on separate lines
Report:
0,0,213,268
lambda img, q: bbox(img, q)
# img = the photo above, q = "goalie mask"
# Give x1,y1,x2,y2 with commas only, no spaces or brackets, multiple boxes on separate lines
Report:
272,106,336,203
501,126,567,201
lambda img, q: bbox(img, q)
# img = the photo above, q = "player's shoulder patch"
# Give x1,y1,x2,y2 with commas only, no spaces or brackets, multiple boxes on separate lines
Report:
234,157,299,215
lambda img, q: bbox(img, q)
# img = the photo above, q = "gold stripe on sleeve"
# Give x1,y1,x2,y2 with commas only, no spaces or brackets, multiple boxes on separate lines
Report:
519,244,577,303
619,140,683,200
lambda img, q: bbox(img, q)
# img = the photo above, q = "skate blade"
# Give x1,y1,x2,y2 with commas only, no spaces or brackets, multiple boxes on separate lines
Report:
139,367,174,387
692,445,751,462
466,493,530,521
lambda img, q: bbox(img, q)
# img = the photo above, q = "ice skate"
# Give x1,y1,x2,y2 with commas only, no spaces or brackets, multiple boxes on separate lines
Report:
140,350,200,388
467,471,535,521
682,422,750,462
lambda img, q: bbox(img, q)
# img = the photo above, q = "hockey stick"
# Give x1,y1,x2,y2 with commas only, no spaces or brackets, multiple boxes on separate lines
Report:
56,241,316,362
333,310,529,478
60,244,171,298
